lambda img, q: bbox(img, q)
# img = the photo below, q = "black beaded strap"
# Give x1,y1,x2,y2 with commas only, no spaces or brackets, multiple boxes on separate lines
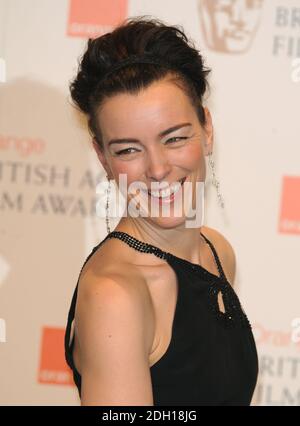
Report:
106,230,229,283
106,231,168,260
199,231,227,281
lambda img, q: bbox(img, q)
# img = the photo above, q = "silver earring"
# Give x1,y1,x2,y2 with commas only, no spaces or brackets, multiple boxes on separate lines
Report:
105,174,111,234
208,152,225,209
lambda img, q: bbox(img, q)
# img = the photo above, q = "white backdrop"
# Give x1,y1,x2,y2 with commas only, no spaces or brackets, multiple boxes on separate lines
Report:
0,0,299,406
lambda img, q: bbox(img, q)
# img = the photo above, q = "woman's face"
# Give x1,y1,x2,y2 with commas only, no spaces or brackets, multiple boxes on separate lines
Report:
94,76,213,229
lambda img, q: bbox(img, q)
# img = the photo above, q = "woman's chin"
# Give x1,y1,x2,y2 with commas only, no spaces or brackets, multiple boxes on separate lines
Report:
145,215,187,229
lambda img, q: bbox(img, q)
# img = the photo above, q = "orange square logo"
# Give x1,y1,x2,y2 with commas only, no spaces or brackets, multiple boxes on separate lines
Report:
67,0,128,39
279,176,300,235
38,326,74,386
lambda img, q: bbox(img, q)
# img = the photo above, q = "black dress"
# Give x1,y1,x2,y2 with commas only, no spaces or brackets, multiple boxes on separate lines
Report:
64,230,259,406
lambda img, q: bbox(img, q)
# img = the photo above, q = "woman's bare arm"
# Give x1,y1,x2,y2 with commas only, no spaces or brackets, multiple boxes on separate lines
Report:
76,273,154,406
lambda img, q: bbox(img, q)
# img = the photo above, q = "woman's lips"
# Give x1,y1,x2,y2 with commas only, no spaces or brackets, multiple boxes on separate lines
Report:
143,176,187,202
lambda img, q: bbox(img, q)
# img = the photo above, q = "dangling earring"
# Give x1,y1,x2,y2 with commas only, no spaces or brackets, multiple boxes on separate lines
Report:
105,174,111,234
208,152,225,209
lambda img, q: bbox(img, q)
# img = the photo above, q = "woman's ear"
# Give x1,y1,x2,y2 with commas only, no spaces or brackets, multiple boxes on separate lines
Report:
203,107,214,156
91,137,113,178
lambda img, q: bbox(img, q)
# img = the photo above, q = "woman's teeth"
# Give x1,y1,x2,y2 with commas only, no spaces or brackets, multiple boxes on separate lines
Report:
147,177,186,199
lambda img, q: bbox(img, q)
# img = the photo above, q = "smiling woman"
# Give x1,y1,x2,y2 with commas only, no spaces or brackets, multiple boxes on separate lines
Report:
64,15,258,406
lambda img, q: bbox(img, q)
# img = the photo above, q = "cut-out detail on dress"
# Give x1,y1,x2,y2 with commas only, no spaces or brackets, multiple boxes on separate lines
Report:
218,291,226,314
207,281,251,329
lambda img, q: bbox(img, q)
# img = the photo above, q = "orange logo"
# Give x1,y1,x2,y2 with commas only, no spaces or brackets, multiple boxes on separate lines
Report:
67,0,128,39
38,326,74,386
198,0,264,54
253,322,300,350
279,176,300,235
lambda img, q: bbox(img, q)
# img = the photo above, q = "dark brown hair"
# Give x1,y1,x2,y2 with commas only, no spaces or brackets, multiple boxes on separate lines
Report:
69,15,211,151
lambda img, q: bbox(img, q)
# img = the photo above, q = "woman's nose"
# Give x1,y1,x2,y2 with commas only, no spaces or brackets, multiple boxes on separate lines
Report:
145,145,172,183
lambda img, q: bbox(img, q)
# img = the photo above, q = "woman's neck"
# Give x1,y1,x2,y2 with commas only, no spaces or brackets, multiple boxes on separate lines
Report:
113,217,204,265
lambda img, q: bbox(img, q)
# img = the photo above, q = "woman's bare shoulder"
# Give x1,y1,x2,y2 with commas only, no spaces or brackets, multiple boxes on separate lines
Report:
80,237,135,276
77,236,154,302
75,235,155,337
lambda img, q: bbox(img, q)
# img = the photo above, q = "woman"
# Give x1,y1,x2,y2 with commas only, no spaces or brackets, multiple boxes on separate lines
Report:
64,16,258,406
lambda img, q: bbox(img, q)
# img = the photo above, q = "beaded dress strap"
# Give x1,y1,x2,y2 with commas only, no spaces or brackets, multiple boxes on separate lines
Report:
107,230,227,282
106,231,168,259
199,231,227,281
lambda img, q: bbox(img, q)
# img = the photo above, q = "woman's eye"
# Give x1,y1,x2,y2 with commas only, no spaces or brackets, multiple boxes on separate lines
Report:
166,136,187,144
115,137,187,155
115,148,139,156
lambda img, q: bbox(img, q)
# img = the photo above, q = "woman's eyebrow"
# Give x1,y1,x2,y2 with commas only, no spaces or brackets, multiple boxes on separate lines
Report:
107,122,192,146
